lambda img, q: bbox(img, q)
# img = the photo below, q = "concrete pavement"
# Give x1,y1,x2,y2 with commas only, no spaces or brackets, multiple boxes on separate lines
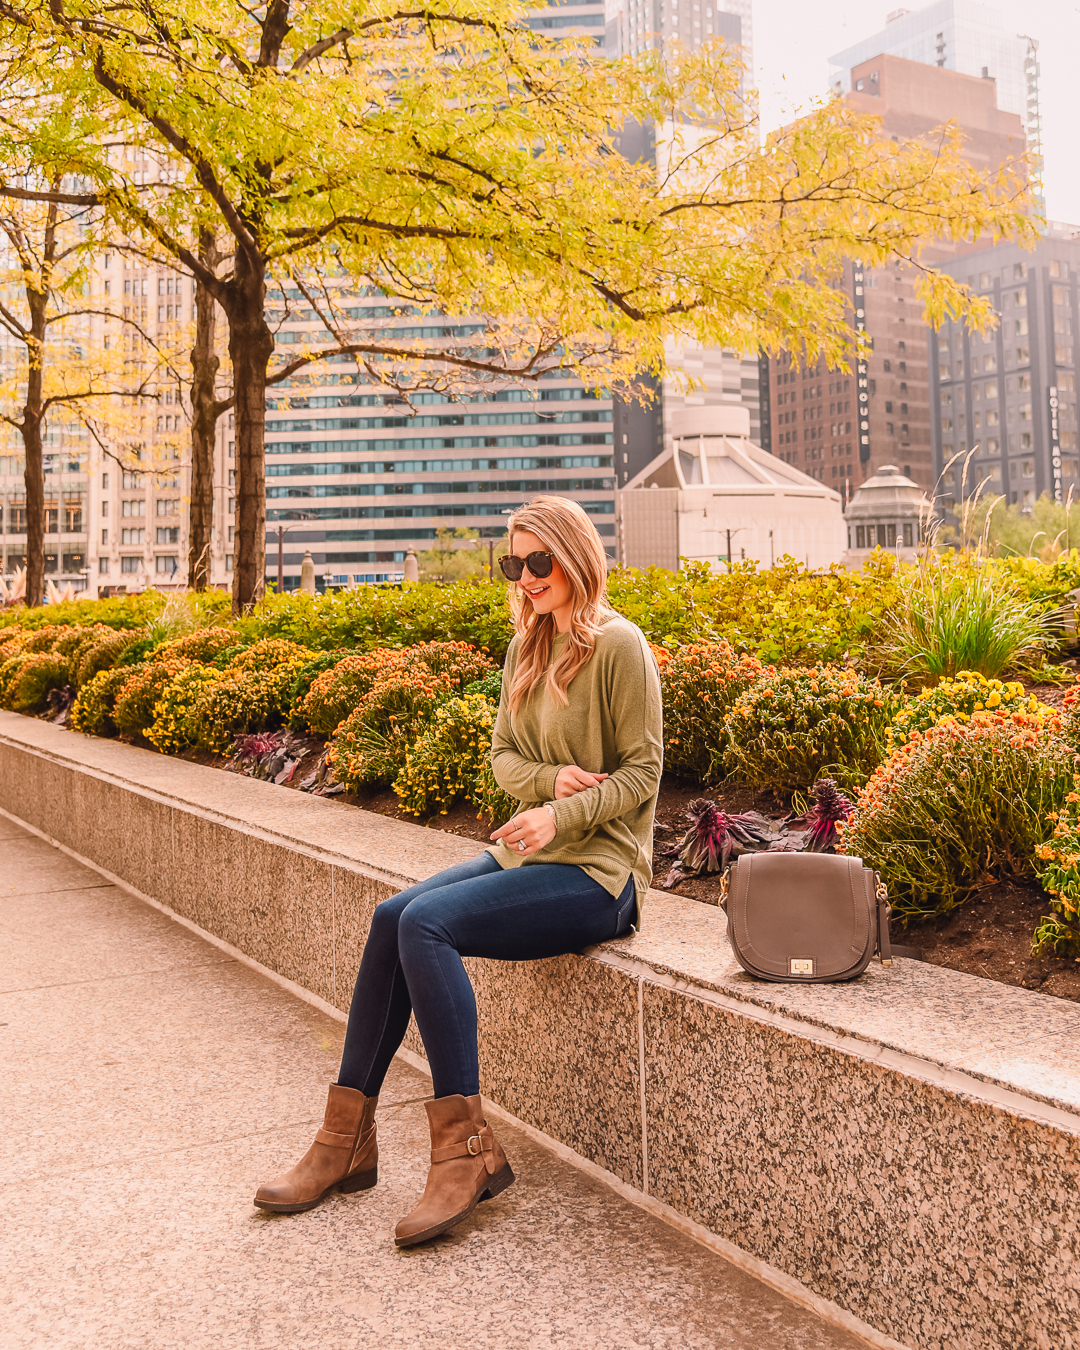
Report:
0,816,871,1350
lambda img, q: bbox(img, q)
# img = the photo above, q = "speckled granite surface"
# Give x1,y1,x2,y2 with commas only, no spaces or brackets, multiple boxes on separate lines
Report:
3,712,1079,1350
597,898,1080,1120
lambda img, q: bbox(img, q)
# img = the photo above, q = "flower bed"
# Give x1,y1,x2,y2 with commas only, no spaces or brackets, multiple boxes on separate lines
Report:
1,561,1079,981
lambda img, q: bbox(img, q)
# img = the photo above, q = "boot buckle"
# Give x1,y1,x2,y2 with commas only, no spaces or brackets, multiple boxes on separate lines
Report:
466,1134,483,1156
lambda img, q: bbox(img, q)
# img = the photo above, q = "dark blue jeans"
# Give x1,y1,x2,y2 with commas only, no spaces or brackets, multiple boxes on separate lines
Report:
337,853,636,1099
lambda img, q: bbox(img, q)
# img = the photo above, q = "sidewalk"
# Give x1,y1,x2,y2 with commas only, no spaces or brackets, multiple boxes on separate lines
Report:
0,817,869,1350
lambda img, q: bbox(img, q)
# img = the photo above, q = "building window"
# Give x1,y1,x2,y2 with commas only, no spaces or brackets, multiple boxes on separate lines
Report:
156,527,179,545
155,555,179,575
99,557,109,575
101,529,108,546
122,500,146,518
120,556,140,574
903,524,913,547
121,528,145,545
122,471,141,489
225,554,233,571
156,499,179,516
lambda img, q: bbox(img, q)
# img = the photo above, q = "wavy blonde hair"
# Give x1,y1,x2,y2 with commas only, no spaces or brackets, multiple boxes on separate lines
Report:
505,495,613,715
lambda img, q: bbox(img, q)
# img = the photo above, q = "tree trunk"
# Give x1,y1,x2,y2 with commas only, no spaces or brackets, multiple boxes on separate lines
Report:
22,294,47,608
188,231,221,591
224,249,272,612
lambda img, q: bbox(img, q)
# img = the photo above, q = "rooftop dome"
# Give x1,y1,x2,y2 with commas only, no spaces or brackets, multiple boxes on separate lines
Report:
845,464,929,522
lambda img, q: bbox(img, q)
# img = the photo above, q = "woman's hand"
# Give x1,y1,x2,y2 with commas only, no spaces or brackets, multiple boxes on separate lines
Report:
490,807,556,857
554,765,608,799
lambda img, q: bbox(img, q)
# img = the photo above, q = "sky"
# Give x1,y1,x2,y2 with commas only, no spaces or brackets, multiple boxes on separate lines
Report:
751,0,1080,227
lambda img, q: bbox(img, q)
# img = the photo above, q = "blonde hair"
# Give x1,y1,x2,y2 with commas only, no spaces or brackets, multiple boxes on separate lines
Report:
505,495,613,714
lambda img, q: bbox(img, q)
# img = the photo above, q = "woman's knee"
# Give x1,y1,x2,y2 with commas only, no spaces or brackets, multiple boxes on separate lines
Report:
369,890,412,943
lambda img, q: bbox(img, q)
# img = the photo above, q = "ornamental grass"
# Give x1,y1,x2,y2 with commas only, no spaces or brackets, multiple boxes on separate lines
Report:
876,561,1054,682
840,712,1072,923
722,666,898,791
659,641,771,779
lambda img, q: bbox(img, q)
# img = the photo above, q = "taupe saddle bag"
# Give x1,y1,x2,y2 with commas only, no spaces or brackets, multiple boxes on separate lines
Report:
720,852,894,983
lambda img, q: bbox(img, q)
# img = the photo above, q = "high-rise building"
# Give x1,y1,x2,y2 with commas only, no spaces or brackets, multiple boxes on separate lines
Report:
763,54,1025,497
605,0,762,499
828,1,1042,205
930,225,1080,513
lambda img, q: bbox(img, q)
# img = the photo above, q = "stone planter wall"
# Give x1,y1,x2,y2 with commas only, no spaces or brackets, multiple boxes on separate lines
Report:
1,712,1077,1350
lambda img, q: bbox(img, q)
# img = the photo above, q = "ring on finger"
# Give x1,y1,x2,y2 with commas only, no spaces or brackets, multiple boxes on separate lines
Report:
517,839,527,852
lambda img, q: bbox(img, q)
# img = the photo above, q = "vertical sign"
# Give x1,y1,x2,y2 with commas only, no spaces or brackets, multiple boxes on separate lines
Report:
852,262,871,464
1050,385,1062,503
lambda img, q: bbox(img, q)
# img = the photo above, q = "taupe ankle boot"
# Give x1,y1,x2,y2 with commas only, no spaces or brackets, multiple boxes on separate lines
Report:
394,1093,514,1247
254,1084,378,1214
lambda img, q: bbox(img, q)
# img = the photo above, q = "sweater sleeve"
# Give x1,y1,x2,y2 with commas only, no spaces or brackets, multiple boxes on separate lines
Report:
549,628,663,835
489,639,563,804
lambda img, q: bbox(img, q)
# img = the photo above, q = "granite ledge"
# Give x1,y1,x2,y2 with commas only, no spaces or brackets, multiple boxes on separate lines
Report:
596,888,1080,1123
3,709,1079,1127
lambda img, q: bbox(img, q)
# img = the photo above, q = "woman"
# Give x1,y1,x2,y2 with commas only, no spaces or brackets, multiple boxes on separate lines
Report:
255,496,663,1246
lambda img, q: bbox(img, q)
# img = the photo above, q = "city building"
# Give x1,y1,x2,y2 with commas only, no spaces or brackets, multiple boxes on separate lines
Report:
605,0,763,492
842,464,930,565
619,405,846,571
929,225,1080,512
763,54,1026,497
828,0,1042,203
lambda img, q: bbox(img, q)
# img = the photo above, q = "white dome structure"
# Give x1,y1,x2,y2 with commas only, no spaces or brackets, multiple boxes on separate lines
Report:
618,406,846,571
842,464,930,564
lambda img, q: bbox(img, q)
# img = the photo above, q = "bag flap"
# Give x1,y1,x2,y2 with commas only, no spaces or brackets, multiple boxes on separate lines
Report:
727,852,873,979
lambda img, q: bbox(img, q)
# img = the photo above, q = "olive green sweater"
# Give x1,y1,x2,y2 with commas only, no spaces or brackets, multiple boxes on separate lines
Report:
487,612,663,925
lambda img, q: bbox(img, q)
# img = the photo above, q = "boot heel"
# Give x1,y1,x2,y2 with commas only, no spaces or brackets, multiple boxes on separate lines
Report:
339,1166,378,1194
479,1162,515,1202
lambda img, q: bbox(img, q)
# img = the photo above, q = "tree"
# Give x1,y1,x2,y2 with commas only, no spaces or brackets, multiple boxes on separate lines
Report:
0,177,177,606
416,527,487,584
0,1,1037,613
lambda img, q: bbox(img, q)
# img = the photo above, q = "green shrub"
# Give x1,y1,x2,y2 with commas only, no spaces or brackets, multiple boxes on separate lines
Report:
192,662,303,756
722,666,899,791
842,713,1071,923
6,653,70,712
74,629,139,687
70,667,133,737
395,693,501,817
877,559,1054,682
886,671,1054,755
328,664,455,789
609,555,904,663
463,669,503,703
233,583,512,658
660,641,771,779
113,660,191,739
147,666,224,754
152,626,238,666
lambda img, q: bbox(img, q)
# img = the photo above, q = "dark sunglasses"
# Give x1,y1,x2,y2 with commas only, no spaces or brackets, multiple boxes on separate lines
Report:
499,550,554,581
